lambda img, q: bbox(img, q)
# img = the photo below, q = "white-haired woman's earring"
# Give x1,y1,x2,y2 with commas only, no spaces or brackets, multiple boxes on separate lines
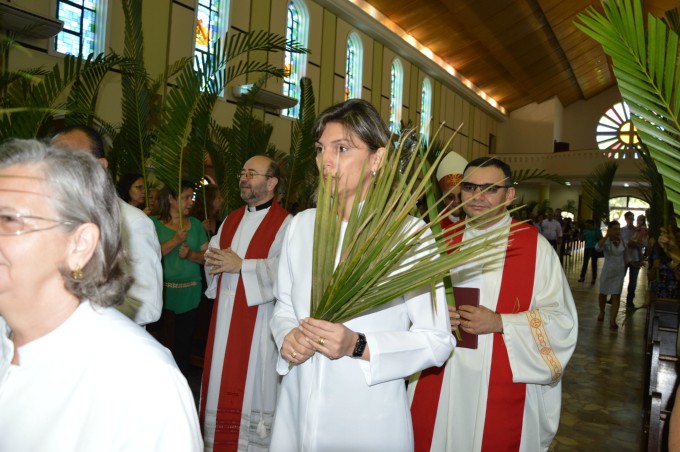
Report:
371,170,377,177
72,265,84,280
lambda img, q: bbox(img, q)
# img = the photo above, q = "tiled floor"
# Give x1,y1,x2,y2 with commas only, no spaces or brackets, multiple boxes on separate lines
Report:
550,249,649,450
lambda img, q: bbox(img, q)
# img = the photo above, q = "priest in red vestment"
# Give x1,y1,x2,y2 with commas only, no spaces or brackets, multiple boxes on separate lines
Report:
200,156,291,452
409,157,578,452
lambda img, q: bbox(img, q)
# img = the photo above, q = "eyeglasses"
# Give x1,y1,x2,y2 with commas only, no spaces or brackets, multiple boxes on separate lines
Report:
460,182,512,194
0,211,73,236
239,170,273,180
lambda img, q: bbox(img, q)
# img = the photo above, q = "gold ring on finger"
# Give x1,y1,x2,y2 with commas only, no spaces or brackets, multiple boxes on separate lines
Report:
290,350,297,359
318,337,326,346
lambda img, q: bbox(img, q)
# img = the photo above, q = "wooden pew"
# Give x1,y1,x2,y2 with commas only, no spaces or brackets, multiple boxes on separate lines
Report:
644,298,680,451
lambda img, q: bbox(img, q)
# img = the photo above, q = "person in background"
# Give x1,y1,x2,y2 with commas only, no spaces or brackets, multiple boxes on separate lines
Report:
52,125,163,326
151,181,209,374
191,183,224,237
116,173,146,210
540,211,562,253
579,219,603,284
620,211,643,308
435,151,468,230
409,157,577,451
200,156,291,451
596,220,626,329
0,139,202,451
269,99,454,451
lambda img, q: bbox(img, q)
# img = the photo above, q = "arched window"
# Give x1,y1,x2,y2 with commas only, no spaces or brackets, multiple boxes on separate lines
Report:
596,101,641,159
389,58,403,134
195,0,229,73
54,0,108,56
345,32,363,100
420,77,433,144
283,0,309,118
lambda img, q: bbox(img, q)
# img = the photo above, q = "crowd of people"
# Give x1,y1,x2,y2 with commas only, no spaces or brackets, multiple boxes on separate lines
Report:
0,99,591,451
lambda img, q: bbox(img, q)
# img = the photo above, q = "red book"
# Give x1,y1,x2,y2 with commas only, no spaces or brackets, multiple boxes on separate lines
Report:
453,286,480,349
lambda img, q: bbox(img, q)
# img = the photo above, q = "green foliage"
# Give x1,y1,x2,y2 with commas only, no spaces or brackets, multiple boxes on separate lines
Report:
284,77,317,211
636,145,668,236
311,127,509,323
512,168,567,186
0,53,121,142
583,161,619,223
576,1,680,225
205,79,286,215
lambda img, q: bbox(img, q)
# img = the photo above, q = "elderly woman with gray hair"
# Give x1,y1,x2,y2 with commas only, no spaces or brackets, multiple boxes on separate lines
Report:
0,140,202,451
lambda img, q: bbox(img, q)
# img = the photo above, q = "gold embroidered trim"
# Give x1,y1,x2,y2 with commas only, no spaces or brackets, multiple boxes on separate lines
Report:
525,309,563,383
163,281,199,289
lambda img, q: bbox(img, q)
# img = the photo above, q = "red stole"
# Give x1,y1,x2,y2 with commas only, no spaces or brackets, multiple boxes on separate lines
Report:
199,200,289,451
410,219,537,452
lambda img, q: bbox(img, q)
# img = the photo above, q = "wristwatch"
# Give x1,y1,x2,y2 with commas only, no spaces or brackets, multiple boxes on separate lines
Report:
352,332,367,358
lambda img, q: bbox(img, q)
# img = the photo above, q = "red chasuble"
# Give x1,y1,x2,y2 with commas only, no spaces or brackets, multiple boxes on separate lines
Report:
410,220,537,452
199,200,289,451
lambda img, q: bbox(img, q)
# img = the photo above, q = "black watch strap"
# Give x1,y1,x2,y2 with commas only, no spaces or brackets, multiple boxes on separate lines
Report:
352,332,367,358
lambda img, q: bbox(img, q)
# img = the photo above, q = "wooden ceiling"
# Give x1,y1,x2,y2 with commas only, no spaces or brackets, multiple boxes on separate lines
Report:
364,0,680,113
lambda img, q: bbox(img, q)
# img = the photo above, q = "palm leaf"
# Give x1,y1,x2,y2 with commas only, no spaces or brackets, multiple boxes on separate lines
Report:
311,125,510,323
284,77,317,210
582,161,618,223
636,145,668,236
0,53,118,141
576,1,680,225
512,168,568,186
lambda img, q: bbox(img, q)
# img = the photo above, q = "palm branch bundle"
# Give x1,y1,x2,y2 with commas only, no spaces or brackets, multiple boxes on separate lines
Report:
576,0,680,225
311,126,511,323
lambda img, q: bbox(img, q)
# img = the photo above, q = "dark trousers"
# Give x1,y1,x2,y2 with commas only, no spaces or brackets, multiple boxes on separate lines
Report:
580,248,599,281
171,308,198,375
625,264,641,304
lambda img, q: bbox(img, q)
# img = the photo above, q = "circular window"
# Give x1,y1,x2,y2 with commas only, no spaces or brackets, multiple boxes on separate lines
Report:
596,102,640,150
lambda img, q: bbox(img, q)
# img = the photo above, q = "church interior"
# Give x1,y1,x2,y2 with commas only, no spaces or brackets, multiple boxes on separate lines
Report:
2,0,679,449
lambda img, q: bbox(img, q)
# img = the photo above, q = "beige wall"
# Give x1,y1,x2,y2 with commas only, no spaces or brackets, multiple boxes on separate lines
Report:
5,0,501,157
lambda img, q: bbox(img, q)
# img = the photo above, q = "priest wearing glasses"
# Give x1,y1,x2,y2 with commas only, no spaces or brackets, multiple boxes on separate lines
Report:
409,157,578,452
201,155,291,451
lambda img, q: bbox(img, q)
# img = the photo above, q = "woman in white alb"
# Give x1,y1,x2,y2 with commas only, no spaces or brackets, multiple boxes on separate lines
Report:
269,99,454,451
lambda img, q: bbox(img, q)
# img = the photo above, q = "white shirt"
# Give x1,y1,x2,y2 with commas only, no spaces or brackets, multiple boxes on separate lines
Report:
119,200,163,325
540,218,562,241
0,301,202,452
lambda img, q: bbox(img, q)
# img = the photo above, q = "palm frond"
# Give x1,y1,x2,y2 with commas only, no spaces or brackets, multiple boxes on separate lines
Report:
0,53,118,141
582,161,618,223
576,1,680,225
512,168,568,186
311,125,510,323
636,145,668,236
285,77,317,210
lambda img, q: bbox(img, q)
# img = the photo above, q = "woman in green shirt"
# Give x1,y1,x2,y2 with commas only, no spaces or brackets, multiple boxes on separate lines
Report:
152,180,208,374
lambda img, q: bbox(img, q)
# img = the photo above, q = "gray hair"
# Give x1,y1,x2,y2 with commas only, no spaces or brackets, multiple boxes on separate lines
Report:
0,139,131,307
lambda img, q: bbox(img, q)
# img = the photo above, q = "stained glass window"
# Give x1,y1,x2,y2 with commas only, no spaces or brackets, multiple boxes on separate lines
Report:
55,0,102,56
389,59,403,134
344,32,362,101
596,101,641,159
195,0,226,72
283,0,308,118
420,78,432,143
